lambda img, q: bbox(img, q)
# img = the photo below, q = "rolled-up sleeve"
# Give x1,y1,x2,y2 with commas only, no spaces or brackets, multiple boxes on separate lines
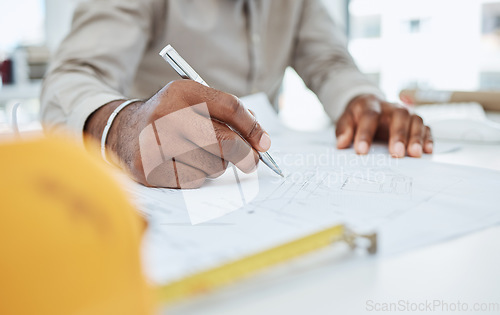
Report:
40,0,154,142
292,0,384,121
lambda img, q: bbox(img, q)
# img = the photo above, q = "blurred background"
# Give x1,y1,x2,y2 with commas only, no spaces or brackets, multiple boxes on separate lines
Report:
1,0,499,132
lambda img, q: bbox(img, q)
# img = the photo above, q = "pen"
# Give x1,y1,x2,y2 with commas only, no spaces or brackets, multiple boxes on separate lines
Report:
159,44,284,177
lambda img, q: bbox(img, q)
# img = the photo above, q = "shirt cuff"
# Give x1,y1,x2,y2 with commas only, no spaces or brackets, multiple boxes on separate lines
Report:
67,93,126,145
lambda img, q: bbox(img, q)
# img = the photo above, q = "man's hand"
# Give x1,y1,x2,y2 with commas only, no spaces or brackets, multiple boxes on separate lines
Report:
84,80,271,188
336,94,433,157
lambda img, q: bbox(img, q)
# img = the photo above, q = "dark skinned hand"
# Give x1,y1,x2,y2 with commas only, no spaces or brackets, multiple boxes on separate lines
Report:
336,94,433,157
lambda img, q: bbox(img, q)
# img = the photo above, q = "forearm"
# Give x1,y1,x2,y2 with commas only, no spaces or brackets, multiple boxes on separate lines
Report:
292,0,384,121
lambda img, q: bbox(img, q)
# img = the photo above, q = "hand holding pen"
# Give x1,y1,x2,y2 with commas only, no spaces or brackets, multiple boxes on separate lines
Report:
85,44,281,189
87,79,274,189
159,44,283,178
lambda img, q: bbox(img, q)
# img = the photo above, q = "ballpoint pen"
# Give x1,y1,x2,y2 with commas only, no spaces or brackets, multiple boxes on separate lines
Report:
159,44,284,177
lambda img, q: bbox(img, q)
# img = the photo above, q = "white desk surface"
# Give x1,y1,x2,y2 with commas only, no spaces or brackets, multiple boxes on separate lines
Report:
1,113,498,314
162,139,500,315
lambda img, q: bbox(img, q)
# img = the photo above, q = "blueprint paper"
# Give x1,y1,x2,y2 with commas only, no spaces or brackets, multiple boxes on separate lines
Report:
126,94,500,285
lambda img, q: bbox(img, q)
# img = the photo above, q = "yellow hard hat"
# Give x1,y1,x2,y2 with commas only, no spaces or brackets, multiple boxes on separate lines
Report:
0,137,153,315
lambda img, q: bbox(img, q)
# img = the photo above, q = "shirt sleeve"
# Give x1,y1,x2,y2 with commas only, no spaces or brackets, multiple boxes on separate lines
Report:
291,0,385,122
40,0,155,143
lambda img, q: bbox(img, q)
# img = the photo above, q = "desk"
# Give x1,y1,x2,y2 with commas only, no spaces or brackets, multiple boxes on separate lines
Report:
0,115,498,315
162,140,500,315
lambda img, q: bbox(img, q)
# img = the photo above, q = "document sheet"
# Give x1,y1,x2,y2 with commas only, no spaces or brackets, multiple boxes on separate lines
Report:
126,94,500,285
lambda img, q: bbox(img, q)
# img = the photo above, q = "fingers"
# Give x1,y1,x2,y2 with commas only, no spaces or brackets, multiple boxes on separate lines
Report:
175,81,271,152
209,94,270,152
180,115,259,174
146,158,206,189
330,93,434,160
165,140,229,179
353,110,379,155
335,113,355,149
211,121,260,174
336,94,381,153
423,126,434,154
388,108,411,158
407,115,425,157
138,120,228,188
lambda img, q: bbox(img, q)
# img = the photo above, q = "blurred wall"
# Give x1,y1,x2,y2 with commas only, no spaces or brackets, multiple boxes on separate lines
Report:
44,0,83,52
322,0,348,30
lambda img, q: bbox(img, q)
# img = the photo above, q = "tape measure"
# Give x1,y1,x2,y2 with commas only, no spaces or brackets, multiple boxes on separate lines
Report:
157,224,377,305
